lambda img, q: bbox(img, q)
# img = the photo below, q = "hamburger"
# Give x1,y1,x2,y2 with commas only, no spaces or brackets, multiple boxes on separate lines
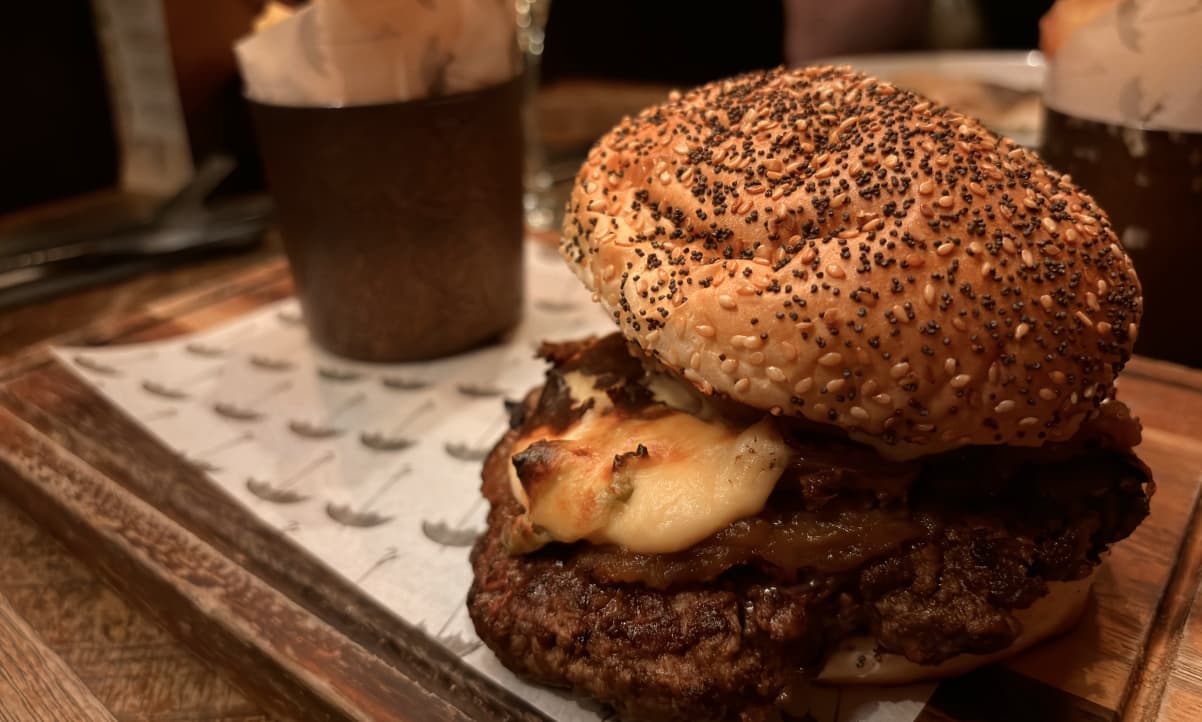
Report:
467,66,1152,721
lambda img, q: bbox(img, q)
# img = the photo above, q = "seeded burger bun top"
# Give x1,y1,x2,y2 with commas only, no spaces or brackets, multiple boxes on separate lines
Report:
562,66,1143,460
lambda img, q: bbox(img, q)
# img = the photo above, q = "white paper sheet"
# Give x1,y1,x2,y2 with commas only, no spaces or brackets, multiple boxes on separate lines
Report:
53,242,933,721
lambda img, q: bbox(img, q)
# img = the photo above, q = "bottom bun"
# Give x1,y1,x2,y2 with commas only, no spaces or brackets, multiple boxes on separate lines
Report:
818,576,1094,685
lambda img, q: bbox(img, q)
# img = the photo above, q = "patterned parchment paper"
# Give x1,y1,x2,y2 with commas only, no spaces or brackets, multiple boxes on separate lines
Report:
55,242,934,721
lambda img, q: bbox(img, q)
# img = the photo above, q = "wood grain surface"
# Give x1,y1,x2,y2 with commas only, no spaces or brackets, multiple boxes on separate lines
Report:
0,589,117,722
0,404,510,722
1158,581,1202,719
0,243,282,722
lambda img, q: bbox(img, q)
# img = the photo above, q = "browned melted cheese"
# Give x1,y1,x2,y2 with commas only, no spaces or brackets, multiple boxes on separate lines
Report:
505,371,790,554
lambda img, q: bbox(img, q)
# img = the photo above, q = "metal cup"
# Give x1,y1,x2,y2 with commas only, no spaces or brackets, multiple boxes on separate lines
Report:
250,77,524,361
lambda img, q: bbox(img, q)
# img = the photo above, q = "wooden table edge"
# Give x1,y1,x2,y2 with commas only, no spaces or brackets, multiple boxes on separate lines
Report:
0,257,290,382
0,589,118,722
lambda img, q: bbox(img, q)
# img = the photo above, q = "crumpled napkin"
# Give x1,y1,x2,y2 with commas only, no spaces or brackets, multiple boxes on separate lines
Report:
236,0,519,107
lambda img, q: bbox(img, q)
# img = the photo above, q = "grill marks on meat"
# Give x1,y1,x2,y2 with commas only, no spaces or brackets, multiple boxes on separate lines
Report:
468,336,1153,721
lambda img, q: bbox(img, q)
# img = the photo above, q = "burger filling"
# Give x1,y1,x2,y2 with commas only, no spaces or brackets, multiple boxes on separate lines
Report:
498,334,1151,664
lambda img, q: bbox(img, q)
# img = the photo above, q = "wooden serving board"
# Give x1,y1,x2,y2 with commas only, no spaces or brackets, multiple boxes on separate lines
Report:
0,257,1199,722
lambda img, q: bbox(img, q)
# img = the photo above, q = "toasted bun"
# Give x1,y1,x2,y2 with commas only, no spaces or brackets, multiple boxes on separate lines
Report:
563,66,1142,459
818,576,1092,685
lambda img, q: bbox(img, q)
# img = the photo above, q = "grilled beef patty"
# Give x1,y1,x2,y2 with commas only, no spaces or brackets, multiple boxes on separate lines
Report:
467,336,1151,721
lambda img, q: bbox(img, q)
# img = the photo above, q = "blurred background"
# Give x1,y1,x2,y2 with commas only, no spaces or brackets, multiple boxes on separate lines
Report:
17,0,1202,364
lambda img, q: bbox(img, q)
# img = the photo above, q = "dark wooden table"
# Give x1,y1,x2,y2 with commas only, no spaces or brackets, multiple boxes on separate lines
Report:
0,239,280,721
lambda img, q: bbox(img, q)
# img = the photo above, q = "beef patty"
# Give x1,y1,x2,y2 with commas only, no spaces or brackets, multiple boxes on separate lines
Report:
467,336,1152,722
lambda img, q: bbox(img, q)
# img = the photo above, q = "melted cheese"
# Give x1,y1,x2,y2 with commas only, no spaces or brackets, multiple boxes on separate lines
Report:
507,371,789,554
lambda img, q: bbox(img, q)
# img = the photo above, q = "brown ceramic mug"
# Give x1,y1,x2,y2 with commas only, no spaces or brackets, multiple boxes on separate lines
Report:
250,77,524,361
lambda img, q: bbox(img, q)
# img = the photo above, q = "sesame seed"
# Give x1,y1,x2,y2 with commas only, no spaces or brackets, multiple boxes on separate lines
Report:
936,242,955,256
1039,387,1057,400
825,378,847,393
890,362,911,379
827,264,847,279
918,180,934,195
849,406,870,421
1021,249,1035,267
1050,371,1066,384
1097,321,1112,334
721,358,739,375
718,295,737,310
950,374,972,389
1019,416,1040,427
994,400,1017,414
780,342,798,361
1042,217,1057,233
924,284,936,305
884,154,899,169
1075,310,1093,327
734,377,752,393
673,142,689,155
1086,292,1100,311
1039,295,1054,311
766,366,787,383
1015,322,1030,340
861,217,884,232
871,393,892,406
748,351,766,366
696,324,716,338
937,195,954,208
944,358,957,375
794,377,814,394
818,352,843,367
